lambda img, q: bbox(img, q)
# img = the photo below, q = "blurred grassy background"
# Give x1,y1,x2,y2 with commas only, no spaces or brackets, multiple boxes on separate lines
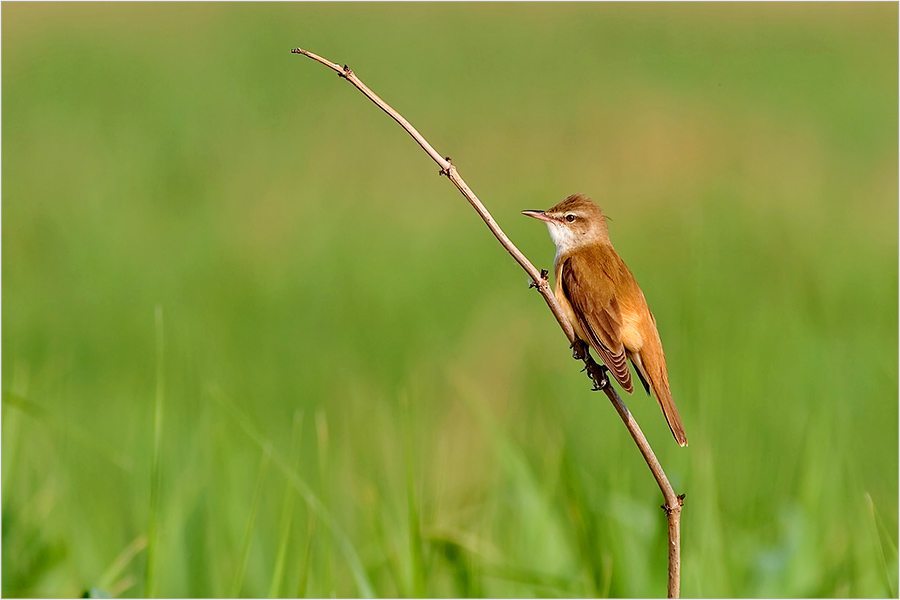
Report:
2,2,897,597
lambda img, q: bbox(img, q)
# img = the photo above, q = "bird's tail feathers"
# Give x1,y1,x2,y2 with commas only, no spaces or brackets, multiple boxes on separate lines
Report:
651,369,688,447
631,346,688,447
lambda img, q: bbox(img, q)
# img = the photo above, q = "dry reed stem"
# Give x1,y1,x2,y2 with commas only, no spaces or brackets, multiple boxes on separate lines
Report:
292,47,683,598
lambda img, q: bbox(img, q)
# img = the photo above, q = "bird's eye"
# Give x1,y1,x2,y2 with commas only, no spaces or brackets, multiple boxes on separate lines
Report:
565,214,576,222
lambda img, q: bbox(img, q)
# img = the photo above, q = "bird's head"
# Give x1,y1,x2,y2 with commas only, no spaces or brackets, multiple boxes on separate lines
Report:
522,193,610,254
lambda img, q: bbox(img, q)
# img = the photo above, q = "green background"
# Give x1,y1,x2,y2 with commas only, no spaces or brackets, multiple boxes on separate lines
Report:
3,3,897,597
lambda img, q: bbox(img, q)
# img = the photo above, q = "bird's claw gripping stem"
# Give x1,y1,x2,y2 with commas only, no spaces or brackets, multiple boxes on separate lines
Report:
570,339,609,390
587,360,610,391
571,338,589,361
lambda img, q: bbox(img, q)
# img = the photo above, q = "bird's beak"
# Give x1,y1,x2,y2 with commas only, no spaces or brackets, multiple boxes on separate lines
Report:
521,210,554,223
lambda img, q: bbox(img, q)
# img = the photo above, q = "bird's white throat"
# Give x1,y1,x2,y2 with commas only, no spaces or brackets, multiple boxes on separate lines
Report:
545,221,580,263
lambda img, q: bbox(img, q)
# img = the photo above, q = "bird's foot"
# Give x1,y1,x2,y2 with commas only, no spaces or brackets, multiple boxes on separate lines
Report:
569,340,607,389
571,339,589,361
585,359,610,391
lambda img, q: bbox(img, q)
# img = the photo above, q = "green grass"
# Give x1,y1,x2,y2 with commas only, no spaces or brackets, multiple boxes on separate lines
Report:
3,3,897,597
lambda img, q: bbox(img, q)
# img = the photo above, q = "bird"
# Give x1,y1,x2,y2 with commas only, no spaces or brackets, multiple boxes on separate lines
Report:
523,193,687,446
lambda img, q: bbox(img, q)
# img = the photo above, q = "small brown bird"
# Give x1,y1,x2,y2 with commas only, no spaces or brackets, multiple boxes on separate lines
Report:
523,194,687,446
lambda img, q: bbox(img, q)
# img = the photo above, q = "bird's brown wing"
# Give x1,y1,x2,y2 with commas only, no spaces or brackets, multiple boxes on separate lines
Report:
560,253,634,393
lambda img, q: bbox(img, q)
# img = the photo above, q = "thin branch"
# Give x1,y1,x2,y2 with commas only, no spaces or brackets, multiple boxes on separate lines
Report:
292,47,683,598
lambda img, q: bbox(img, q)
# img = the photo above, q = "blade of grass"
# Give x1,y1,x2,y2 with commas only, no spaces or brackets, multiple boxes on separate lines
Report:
369,487,405,596
268,409,305,598
108,574,138,598
98,534,148,592
296,512,316,598
865,492,898,597
145,305,165,598
314,408,334,596
401,393,425,597
231,443,272,597
211,387,375,598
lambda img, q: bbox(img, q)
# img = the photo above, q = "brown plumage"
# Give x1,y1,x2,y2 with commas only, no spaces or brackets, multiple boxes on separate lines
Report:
523,193,687,446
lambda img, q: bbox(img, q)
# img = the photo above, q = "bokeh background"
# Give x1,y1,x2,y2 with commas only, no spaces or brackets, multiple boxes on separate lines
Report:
3,3,897,597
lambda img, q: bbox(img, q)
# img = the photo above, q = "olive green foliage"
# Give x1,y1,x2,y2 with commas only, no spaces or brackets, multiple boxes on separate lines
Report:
3,3,897,597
